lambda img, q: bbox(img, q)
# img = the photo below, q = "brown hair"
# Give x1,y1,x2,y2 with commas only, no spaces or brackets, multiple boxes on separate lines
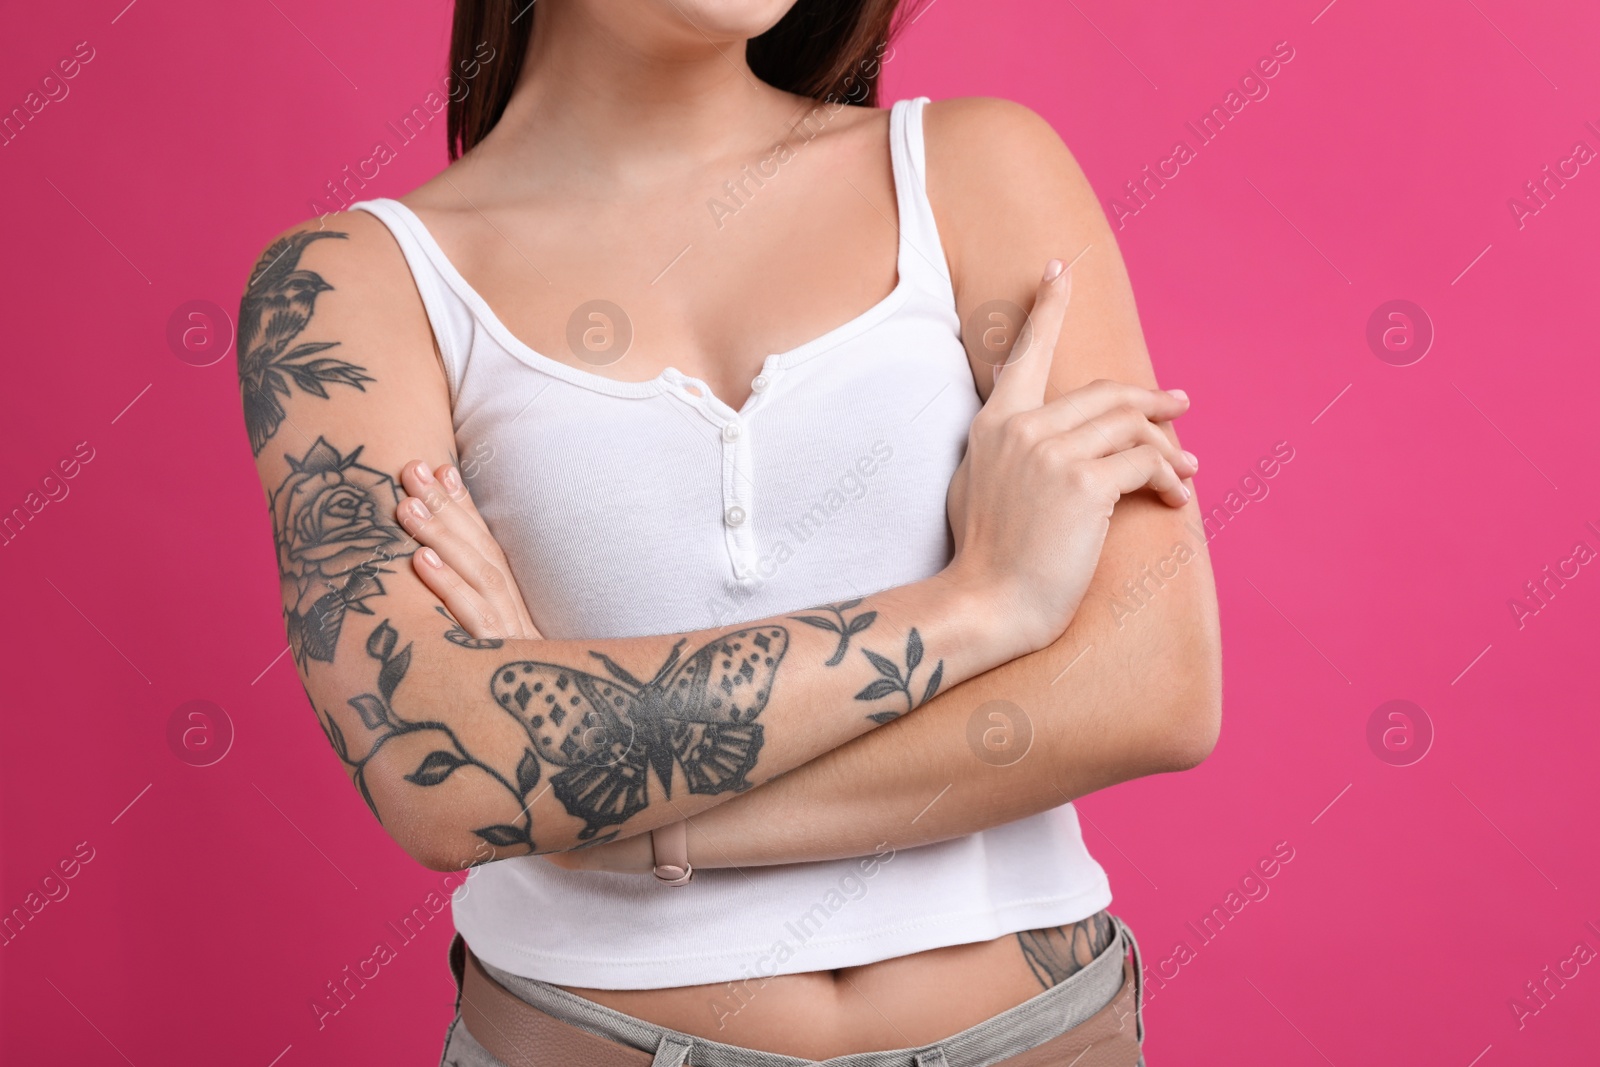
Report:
446,0,916,161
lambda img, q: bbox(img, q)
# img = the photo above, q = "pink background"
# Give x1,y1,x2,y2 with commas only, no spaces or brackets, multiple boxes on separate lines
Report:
3,0,1597,1063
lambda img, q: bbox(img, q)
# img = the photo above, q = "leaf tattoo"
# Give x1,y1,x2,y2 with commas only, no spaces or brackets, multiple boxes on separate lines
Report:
855,628,944,724
317,618,540,855
789,599,877,666
238,230,374,455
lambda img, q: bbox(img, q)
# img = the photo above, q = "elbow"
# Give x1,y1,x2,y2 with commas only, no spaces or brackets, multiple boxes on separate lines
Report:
410,851,458,874
1152,603,1224,772
396,815,579,873
1154,661,1222,772
1157,688,1221,771
388,817,469,873
407,838,469,874
402,829,514,874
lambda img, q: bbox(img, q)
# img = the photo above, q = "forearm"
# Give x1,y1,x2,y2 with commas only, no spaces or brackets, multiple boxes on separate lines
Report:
325,572,1002,869
644,496,1220,869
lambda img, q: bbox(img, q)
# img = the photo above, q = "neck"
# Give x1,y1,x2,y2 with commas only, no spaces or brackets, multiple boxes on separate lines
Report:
481,3,799,187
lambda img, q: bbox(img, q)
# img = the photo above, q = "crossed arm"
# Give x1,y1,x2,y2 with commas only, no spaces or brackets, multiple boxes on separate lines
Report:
241,214,1050,870
239,98,1219,876
401,100,1223,873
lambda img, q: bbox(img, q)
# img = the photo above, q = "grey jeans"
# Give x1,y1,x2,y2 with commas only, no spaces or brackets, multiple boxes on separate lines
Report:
439,916,1147,1067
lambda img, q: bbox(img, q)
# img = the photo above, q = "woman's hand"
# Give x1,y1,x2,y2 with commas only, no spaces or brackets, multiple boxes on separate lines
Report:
943,259,1197,661
393,460,542,641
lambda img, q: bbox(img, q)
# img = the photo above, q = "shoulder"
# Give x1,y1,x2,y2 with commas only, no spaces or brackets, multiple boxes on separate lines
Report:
921,97,1107,262
238,209,437,350
923,96,1073,167
240,209,411,303
922,96,1090,197
236,210,444,394
920,97,1105,294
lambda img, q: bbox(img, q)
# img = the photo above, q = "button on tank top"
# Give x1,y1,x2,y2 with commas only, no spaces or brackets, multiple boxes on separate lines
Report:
349,97,1111,990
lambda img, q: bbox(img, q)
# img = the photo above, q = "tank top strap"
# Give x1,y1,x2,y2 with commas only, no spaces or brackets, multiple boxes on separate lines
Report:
888,96,958,306
345,198,472,406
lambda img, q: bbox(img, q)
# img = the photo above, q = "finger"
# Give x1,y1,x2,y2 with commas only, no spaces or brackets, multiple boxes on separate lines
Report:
399,460,541,640
395,493,479,573
1091,443,1191,509
409,461,540,636
395,495,511,606
412,547,512,639
400,492,544,633
1059,408,1198,478
399,462,507,573
400,461,494,552
433,463,494,536
1035,381,1191,435
987,259,1072,416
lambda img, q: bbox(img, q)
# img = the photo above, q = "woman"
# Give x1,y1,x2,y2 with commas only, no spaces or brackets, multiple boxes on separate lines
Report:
239,1,1221,1063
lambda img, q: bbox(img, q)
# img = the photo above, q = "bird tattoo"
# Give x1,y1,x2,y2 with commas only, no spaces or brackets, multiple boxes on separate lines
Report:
238,229,374,455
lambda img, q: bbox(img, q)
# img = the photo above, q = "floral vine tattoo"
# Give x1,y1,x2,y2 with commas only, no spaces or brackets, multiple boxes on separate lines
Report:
238,230,373,455
318,619,539,854
789,599,877,666
437,605,505,650
490,627,789,841
856,628,944,723
271,437,412,666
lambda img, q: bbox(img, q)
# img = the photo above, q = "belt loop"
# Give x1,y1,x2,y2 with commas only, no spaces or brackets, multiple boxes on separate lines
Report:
652,1036,693,1067
914,1049,951,1067
1116,915,1146,1046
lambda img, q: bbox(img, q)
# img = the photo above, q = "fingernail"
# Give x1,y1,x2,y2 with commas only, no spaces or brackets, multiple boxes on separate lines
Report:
1182,450,1198,468
420,547,442,568
1167,388,1189,403
407,498,431,521
414,462,435,484
443,466,463,492
1043,258,1065,281
1180,484,1191,502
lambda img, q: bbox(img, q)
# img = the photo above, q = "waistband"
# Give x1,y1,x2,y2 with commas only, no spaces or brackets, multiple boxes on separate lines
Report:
449,915,1145,1067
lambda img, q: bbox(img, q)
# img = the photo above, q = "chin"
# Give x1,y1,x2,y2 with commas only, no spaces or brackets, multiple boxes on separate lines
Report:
646,0,798,41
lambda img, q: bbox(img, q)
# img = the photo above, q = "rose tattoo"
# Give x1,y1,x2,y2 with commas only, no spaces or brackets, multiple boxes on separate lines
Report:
271,437,412,666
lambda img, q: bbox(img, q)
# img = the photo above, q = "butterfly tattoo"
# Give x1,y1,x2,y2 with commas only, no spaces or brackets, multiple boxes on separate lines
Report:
490,626,789,840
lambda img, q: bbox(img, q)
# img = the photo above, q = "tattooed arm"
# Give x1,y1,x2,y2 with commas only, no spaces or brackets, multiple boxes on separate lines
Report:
238,213,1190,872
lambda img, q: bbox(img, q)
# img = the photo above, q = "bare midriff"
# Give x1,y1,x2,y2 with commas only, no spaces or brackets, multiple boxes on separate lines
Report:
555,910,1115,1060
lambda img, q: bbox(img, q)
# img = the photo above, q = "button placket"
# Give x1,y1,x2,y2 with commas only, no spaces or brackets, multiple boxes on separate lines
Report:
661,364,776,584
720,414,758,581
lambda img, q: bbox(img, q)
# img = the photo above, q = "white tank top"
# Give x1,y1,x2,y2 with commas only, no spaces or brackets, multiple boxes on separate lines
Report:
348,97,1111,990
